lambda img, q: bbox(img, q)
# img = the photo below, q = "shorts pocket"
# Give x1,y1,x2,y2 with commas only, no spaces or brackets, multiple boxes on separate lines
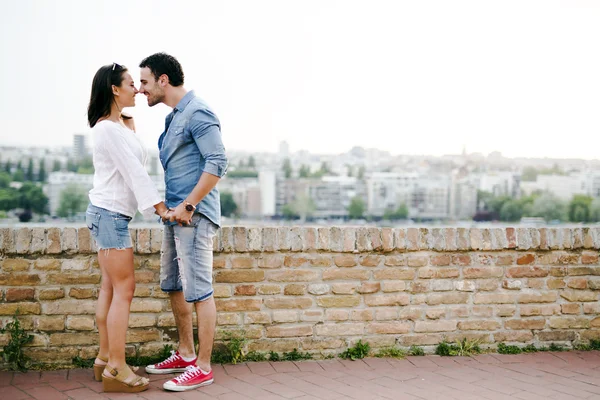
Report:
86,212,100,235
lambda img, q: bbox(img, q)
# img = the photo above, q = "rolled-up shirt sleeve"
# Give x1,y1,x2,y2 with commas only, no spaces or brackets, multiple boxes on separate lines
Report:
97,124,162,216
189,109,228,178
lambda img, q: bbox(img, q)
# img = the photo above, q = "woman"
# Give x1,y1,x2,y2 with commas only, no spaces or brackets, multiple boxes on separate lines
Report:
86,63,169,393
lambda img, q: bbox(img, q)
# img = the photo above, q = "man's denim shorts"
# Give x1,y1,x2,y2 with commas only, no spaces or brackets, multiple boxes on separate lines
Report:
160,213,217,303
86,204,133,250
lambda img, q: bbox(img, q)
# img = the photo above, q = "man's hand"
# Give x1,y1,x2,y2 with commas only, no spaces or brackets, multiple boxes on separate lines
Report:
169,202,194,225
160,209,173,222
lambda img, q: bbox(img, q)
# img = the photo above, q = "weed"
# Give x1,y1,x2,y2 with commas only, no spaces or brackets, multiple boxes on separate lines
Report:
0,313,33,372
549,343,565,352
436,339,481,357
244,351,267,362
340,340,370,360
72,356,94,369
268,351,280,361
127,344,174,367
211,331,247,365
497,343,522,355
409,346,425,356
522,344,538,353
375,347,406,359
282,349,312,361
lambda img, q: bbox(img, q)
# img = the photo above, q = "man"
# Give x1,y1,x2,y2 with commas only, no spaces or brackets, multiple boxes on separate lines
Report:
139,52,227,392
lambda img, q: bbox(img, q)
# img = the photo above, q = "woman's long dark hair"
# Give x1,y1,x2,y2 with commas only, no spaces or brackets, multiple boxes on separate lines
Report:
87,63,128,127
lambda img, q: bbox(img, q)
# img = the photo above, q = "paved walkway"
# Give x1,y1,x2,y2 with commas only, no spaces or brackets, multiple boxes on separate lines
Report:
2,352,600,399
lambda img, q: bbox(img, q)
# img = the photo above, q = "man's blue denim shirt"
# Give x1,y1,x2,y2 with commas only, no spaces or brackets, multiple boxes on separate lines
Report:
158,90,228,227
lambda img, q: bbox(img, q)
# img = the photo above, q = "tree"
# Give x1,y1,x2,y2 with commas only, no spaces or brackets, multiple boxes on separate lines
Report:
383,203,409,220
499,200,523,222
282,158,292,179
522,167,538,182
529,193,566,222
18,182,48,214
347,165,354,177
12,169,24,182
77,157,94,174
25,159,34,182
357,166,365,180
569,195,593,223
247,156,256,169
291,194,315,222
0,172,11,189
348,196,366,219
220,191,238,218
299,165,310,178
282,204,298,220
38,159,47,182
0,188,18,211
52,160,62,172
4,161,11,174
57,184,87,218
67,159,77,172
590,198,600,222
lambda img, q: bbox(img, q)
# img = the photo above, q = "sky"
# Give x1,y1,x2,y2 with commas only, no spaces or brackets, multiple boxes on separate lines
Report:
1,0,599,159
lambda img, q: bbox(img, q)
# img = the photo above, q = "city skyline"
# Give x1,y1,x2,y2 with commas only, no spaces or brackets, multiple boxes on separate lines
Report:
1,1,600,159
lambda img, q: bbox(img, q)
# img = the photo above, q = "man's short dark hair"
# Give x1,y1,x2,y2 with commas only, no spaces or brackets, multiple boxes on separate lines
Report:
139,52,184,87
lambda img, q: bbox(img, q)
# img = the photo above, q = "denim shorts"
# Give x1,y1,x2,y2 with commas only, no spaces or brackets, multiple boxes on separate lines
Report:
160,213,217,303
86,204,133,250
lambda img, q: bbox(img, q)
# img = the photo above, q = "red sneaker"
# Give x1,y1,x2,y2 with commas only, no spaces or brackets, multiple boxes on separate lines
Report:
163,365,214,391
145,351,197,374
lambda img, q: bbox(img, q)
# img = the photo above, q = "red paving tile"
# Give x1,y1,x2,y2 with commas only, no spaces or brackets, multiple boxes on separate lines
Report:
5,352,600,399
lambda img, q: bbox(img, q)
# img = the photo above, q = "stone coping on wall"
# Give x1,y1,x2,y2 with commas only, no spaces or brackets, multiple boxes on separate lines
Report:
1,226,599,255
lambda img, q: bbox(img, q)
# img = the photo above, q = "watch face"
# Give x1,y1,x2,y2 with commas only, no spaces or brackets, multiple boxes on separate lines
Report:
185,204,194,212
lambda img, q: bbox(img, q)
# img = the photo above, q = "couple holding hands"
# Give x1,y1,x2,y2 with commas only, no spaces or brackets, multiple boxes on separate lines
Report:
85,52,227,393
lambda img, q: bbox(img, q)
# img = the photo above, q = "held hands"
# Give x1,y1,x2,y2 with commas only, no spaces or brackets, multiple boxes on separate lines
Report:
166,202,194,226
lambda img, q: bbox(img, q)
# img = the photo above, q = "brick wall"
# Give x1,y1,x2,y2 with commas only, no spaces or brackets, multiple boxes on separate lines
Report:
1,226,600,365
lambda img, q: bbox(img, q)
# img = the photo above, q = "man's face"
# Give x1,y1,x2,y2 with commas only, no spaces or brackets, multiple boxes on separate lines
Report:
139,67,165,107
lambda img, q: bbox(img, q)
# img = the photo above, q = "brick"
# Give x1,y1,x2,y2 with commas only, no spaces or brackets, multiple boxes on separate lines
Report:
569,266,600,276
308,284,329,295
410,281,430,293
517,253,535,265
567,278,587,289
301,338,344,350
351,309,373,321
584,303,600,314
471,306,493,317
0,273,41,286
69,288,95,299
302,310,324,322
548,278,566,289
218,313,242,325
47,273,101,284
494,331,533,343
284,255,309,267
408,255,428,267
358,282,380,294
264,297,312,309
330,227,343,252
157,314,175,327
248,339,300,353
356,227,371,252
430,254,451,266
38,288,64,300
258,285,281,295
134,286,152,297
333,255,357,267
561,291,598,302
452,254,471,266
290,227,303,251
431,280,453,291
35,316,64,331
247,227,262,251
231,257,255,269
128,314,156,328
315,323,364,336
127,329,160,343
268,270,319,282
518,292,557,303
66,316,95,331
343,228,357,252
364,294,409,307
582,252,599,264
323,269,370,280
495,254,515,266
415,320,457,333
367,322,411,334
267,325,312,338
50,332,98,346
458,320,501,331
233,227,247,252
234,285,256,296
258,255,284,269
426,308,446,320
375,308,398,321
589,278,600,290
507,266,548,278
130,299,162,313
214,285,232,298
528,278,544,289
426,292,469,305
549,317,590,329
373,268,414,280
505,319,546,330
454,280,476,292
317,295,360,308
538,331,577,342
381,228,394,252
325,309,349,321
2,259,30,271
215,270,265,283
245,312,271,324
331,283,358,294
43,254,74,268
520,304,560,316
0,302,40,315
359,255,381,267
431,228,444,251
384,255,405,266
262,227,278,252
216,299,262,311
561,303,581,315
381,281,405,292
273,310,298,322
496,305,516,317
395,228,406,250
473,293,517,304
309,256,333,267
284,284,306,295
220,227,234,252
502,280,522,290
5,288,34,302
463,267,503,279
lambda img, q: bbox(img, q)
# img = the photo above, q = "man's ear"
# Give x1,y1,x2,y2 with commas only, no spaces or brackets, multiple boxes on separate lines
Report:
159,74,169,87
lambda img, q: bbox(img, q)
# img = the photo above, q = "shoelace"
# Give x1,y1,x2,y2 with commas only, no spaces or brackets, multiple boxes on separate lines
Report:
157,350,180,367
175,365,201,382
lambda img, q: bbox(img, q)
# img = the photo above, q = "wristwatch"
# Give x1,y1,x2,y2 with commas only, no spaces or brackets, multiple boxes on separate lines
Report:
184,201,196,212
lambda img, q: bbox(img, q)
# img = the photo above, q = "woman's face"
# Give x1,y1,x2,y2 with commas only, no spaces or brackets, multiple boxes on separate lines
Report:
114,72,138,109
